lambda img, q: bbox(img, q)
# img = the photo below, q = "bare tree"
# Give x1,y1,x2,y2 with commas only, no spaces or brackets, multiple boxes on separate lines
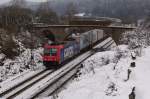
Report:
65,2,78,20
36,0,59,24
9,0,27,8
0,0,32,33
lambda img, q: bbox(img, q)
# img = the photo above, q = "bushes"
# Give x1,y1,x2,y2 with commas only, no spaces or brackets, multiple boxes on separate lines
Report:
0,28,45,59
120,18,150,50
0,29,19,59
1,37,19,59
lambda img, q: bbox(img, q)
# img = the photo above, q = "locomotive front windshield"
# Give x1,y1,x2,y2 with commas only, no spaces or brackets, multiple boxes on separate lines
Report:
50,48,57,56
44,48,57,56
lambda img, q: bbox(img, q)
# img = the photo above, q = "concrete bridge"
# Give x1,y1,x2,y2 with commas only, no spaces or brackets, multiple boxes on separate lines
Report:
29,24,136,44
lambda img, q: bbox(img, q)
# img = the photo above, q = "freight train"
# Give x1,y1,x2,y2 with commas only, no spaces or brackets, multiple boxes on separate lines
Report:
43,29,106,68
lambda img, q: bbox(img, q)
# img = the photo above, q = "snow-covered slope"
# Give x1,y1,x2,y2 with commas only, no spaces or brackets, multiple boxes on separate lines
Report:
56,45,150,99
0,48,44,82
135,47,150,99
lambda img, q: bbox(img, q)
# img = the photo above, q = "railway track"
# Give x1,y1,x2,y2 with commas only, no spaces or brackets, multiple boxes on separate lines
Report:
0,37,115,99
0,69,54,98
34,52,92,98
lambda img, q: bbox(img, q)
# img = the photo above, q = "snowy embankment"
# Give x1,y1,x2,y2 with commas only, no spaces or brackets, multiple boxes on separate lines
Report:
0,48,44,82
135,47,150,99
56,45,150,99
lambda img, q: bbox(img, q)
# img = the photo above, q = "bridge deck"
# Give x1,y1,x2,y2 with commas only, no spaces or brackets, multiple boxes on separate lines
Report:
32,25,136,30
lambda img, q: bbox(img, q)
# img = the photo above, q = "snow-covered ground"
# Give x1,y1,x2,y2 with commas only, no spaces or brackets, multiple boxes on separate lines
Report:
55,45,150,99
135,47,150,99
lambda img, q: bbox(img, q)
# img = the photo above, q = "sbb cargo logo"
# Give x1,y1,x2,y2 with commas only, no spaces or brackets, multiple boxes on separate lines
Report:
64,46,74,58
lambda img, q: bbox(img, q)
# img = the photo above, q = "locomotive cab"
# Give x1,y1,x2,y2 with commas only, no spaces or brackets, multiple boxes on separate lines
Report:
43,43,64,67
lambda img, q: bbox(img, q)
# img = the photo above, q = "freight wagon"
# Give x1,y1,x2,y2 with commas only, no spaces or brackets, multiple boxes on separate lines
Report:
43,29,106,68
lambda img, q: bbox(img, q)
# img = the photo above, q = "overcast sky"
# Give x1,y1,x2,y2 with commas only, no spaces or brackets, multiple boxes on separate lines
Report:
0,0,47,4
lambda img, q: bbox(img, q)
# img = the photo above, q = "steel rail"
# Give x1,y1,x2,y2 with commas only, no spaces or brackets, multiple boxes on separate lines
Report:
0,69,50,98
